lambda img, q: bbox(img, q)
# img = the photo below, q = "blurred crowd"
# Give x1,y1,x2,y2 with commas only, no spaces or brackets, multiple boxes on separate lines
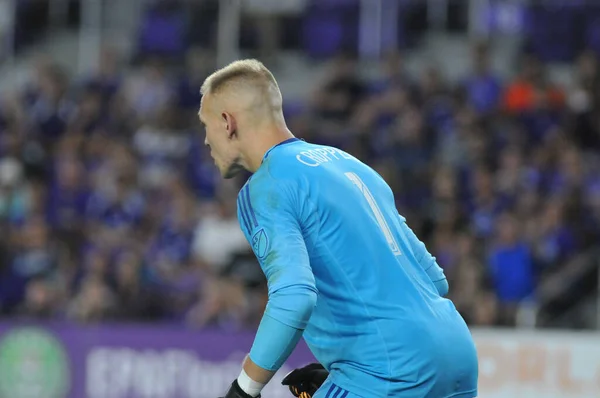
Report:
1,39,600,330
0,47,266,329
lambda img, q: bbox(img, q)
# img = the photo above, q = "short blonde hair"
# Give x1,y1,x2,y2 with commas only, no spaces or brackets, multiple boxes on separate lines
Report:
200,59,281,101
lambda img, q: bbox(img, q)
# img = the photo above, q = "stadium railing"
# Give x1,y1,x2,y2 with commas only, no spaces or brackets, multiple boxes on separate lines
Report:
516,248,600,330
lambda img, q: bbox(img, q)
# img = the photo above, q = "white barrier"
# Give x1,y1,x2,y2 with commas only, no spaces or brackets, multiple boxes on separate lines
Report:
472,328,600,398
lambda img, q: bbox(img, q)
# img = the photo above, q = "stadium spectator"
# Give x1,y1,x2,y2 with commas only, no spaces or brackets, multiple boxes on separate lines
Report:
80,47,123,104
16,277,59,319
113,250,165,320
122,57,174,121
311,51,366,122
503,53,565,114
192,195,248,275
67,275,117,323
463,41,503,115
570,50,600,150
488,212,535,325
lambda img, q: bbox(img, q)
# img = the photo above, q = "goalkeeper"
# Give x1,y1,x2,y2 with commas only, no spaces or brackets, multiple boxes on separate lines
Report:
198,59,479,398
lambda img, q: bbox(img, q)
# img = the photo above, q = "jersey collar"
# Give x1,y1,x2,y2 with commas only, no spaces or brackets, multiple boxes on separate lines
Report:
262,137,301,162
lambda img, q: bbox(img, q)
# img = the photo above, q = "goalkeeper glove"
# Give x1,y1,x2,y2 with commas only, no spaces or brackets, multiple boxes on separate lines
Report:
281,363,329,398
220,380,260,398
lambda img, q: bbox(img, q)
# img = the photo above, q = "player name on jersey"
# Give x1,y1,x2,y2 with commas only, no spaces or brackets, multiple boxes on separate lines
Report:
296,147,354,167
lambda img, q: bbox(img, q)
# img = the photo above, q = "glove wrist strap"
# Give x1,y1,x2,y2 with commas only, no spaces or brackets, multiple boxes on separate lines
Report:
237,369,265,397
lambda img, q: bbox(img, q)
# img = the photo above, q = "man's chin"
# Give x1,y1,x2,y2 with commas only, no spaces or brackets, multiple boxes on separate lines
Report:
222,164,245,179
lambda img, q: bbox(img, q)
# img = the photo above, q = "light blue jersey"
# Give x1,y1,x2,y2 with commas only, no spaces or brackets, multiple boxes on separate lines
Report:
238,138,478,398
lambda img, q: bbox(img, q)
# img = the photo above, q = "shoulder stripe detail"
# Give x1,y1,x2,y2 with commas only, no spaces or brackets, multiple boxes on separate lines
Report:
238,195,252,233
242,185,258,227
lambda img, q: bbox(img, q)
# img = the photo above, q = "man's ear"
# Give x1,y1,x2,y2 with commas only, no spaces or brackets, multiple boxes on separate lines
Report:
222,112,237,139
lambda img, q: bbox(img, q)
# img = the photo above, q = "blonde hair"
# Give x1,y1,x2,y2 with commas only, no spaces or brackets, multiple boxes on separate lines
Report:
200,59,283,109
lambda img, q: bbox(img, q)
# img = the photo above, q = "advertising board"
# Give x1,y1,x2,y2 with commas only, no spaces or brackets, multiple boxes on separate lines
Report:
0,323,598,398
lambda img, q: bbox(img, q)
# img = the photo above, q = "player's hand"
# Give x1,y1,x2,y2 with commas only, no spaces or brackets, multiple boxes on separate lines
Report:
281,363,329,398
220,380,261,398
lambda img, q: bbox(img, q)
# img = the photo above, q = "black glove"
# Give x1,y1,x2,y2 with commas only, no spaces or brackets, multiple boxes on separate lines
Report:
281,363,329,398
221,379,260,398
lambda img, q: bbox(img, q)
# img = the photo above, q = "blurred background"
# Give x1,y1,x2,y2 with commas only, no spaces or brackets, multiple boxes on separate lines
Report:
0,0,599,397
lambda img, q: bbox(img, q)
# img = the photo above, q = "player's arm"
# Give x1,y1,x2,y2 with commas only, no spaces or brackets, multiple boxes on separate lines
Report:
228,180,317,397
399,219,449,296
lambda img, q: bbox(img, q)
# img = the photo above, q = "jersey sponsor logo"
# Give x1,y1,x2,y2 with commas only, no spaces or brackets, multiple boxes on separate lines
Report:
252,228,269,259
296,147,354,167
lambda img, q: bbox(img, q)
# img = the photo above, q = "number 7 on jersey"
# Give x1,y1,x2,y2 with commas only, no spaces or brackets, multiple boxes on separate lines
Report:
345,172,401,256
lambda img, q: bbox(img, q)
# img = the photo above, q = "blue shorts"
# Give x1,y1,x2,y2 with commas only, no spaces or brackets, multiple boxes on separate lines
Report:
313,379,478,398
313,380,357,398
